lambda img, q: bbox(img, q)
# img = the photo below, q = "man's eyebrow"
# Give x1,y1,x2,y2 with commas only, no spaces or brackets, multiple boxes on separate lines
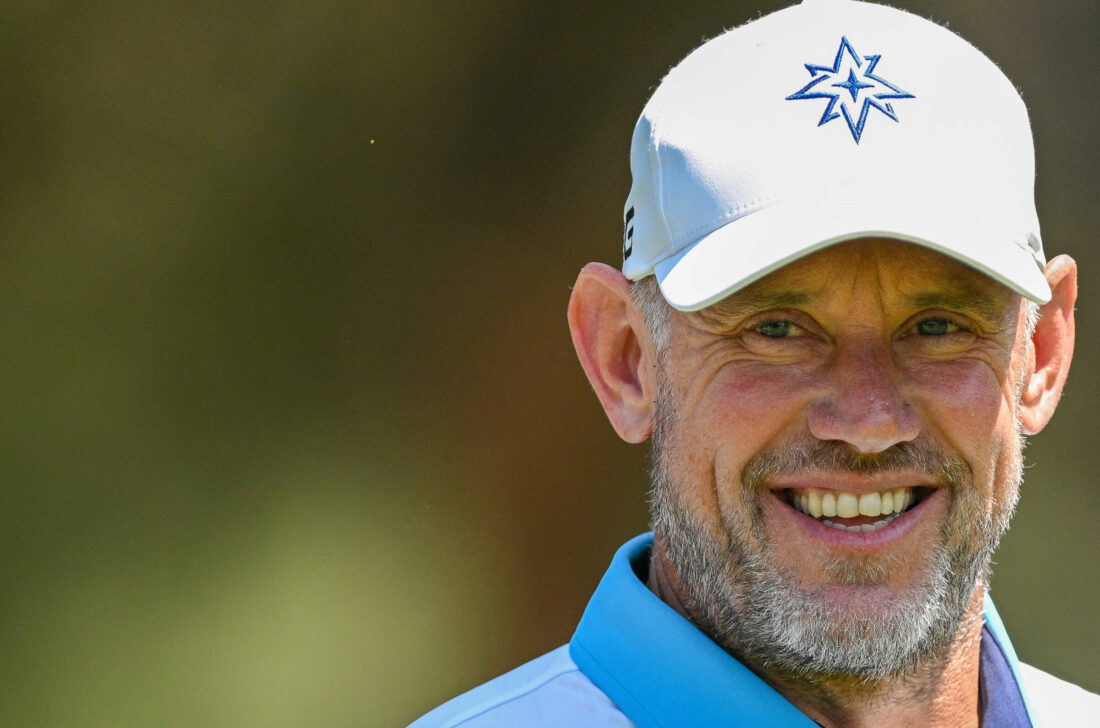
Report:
706,290,814,319
907,288,1011,324
705,286,1013,324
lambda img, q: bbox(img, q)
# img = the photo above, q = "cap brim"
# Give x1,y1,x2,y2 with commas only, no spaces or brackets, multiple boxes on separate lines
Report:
654,194,1050,312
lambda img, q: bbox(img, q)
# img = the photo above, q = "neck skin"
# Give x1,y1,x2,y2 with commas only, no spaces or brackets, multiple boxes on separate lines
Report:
645,534,985,728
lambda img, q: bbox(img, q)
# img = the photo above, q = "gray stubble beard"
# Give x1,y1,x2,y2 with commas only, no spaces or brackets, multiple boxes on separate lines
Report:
647,385,1022,683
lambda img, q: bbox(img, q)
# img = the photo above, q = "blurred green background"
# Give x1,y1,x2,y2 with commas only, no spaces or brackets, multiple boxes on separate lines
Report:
0,2,1094,726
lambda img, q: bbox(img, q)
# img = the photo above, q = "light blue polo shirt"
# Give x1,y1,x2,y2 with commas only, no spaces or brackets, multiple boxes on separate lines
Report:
411,533,1091,727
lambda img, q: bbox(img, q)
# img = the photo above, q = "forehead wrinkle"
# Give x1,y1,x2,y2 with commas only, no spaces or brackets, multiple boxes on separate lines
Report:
703,289,815,321
695,241,1019,326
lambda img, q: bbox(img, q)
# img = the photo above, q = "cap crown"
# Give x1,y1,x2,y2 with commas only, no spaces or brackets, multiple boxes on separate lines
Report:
622,0,1046,309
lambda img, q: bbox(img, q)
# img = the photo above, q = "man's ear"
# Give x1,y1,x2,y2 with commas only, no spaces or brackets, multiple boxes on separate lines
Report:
567,263,659,443
1019,254,1077,435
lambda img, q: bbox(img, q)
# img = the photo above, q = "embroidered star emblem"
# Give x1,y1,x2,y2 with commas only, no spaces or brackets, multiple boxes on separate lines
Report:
786,37,915,143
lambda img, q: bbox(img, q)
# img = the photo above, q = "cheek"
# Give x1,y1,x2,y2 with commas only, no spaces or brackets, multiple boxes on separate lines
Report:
919,365,1007,422
703,364,814,422
685,367,814,472
909,360,1018,487
911,360,1010,433
677,366,813,514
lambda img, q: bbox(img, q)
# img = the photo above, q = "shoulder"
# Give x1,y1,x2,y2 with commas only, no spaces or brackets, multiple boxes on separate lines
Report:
408,645,635,728
1017,662,1100,728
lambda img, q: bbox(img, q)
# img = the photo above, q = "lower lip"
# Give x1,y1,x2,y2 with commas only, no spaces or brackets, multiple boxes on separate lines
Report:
768,489,941,549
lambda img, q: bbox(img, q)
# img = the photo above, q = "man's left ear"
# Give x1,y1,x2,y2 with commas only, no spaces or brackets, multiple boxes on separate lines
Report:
1019,254,1077,435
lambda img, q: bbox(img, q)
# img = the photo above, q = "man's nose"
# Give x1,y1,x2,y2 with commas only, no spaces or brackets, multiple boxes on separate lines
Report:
807,338,919,453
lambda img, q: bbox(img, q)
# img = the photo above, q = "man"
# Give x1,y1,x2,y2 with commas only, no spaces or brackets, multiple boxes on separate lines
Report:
413,0,1097,725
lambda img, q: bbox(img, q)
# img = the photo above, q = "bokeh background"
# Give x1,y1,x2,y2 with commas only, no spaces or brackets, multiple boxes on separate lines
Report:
0,1,1095,726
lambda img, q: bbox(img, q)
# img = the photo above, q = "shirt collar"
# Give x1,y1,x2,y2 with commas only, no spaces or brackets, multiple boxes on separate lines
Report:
569,532,1033,727
570,533,816,727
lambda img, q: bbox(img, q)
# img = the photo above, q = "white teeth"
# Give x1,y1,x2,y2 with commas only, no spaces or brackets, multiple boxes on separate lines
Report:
821,513,900,532
787,487,917,524
807,491,823,518
836,493,859,518
858,491,882,517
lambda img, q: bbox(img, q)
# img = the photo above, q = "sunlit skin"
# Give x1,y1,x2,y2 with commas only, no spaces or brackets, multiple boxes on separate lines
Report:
662,242,1015,613
567,239,1077,728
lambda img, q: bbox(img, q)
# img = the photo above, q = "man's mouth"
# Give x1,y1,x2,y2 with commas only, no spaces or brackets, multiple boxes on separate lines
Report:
782,487,929,533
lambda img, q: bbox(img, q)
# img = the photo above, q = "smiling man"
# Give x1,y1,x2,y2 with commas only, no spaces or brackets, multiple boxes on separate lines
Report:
412,1,1097,726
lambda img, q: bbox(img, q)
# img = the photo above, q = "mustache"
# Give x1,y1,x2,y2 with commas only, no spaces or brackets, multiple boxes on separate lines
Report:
741,438,971,490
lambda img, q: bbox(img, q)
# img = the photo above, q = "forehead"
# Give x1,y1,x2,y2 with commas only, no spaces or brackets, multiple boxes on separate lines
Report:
705,238,1018,321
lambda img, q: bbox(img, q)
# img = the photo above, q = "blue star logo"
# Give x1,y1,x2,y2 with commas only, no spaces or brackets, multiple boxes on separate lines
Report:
786,37,915,143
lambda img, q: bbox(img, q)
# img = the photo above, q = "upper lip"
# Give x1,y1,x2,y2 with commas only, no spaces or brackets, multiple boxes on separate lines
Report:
766,473,941,494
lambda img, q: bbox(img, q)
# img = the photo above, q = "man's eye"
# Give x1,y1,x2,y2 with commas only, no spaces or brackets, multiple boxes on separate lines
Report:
756,321,795,338
914,318,957,336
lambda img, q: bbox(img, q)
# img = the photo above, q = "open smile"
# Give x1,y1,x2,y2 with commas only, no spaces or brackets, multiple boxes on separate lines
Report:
781,486,935,533
765,483,942,547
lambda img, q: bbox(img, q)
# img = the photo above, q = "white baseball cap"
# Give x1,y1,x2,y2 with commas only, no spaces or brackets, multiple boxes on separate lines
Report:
622,0,1050,311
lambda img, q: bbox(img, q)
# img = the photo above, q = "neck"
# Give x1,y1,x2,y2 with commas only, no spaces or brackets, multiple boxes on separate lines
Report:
646,535,985,728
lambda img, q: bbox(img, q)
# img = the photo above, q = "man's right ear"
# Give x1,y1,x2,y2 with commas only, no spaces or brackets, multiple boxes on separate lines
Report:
567,263,659,443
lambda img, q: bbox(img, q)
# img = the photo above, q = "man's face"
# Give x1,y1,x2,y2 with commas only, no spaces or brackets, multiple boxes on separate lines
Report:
649,239,1030,679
